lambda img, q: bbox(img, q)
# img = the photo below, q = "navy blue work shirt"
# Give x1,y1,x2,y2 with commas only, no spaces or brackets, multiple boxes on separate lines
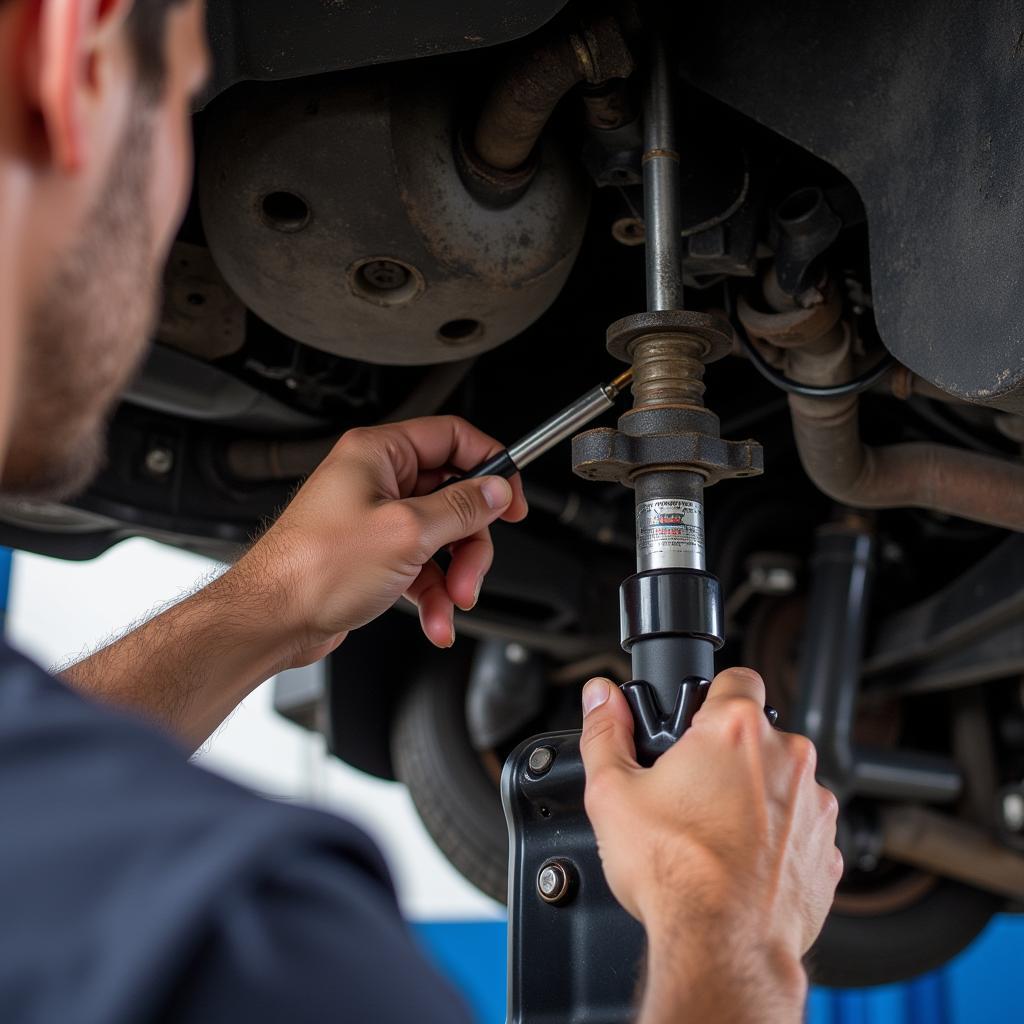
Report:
0,640,474,1023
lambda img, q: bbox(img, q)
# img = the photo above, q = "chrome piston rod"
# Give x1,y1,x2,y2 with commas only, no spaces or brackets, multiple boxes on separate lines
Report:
633,39,707,576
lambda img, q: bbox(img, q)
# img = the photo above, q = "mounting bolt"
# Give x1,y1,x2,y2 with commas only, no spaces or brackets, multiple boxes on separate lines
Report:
144,447,174,477
359,259,410,291
1001,790,1024,833
527,746,555,777
537,859,574,904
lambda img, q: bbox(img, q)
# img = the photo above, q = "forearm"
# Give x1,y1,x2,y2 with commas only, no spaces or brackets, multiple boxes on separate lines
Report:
639,929,807,1024
62,547,303,751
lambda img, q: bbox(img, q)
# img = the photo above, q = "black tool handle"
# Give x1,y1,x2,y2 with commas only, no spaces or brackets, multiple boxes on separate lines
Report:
433,448,517,491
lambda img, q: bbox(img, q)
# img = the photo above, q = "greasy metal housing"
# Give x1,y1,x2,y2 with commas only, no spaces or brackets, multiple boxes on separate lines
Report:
199,69,588,365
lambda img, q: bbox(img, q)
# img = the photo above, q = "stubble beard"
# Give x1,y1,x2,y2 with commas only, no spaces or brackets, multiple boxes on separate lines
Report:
2,100,161,501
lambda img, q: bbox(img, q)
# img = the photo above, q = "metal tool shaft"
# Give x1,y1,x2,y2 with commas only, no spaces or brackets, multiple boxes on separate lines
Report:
507,383,616,469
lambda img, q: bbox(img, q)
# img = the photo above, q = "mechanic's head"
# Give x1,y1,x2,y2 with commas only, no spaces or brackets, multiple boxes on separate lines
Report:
0,0,209,498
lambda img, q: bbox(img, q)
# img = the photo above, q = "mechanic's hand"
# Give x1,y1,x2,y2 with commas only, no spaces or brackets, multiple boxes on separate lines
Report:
246,416,527,664
580,669,841,1017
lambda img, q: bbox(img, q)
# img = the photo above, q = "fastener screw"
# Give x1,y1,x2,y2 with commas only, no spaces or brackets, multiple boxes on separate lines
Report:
144,447,174,477
537,860,573,904
527,746,555,777
359,259,410,291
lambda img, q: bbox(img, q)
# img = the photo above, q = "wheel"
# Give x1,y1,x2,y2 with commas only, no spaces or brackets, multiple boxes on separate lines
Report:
391,656,508,903
745,593,1003,988
393,628,1004,986
810,878,1001,988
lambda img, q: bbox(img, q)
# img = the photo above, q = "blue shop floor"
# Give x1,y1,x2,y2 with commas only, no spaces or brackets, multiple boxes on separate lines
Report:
414,915,1024,1024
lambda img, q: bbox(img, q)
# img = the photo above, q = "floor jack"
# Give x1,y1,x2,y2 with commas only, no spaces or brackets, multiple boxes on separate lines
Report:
500,41,765,1023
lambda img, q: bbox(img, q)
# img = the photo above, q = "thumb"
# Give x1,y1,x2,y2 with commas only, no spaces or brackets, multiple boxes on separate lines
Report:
405,476,513,552
579,678,639,785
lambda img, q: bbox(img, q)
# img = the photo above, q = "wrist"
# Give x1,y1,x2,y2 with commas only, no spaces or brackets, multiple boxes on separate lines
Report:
208,545,310,675
228,527,350,671
642,921,806,1024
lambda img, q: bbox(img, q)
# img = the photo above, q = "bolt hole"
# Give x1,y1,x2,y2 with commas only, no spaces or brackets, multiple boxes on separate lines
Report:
260,190,311,232
186,292,206,307
437,318,483,344
539,805,551,818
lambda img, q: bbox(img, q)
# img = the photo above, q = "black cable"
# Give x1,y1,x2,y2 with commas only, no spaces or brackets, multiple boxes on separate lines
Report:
738,332,896,399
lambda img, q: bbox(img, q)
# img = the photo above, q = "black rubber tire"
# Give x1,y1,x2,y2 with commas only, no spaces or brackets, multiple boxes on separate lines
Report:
809,879,1002,988
391,659,509,903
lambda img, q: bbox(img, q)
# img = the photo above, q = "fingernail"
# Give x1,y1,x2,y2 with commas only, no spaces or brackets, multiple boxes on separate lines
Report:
582,678,611,717
471,574,483,610
446,607,456,647
481,476,512,510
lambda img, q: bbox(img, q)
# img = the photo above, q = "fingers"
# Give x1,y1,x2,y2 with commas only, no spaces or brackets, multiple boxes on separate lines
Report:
445,528,493,612
579,678,639,788
405,561,455,648
383,417,528,521
702,666,767,709
403,476,512,555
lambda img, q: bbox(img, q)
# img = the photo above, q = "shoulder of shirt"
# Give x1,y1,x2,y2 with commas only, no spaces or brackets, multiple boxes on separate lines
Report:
0,638,394,891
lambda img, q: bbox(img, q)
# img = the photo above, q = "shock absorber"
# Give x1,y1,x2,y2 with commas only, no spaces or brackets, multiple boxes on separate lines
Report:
573,38,763,764
502,39,763,1024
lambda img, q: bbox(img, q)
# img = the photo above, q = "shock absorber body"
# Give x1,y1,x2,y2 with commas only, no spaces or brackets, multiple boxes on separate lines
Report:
573,38,761,763
502,39,763,1024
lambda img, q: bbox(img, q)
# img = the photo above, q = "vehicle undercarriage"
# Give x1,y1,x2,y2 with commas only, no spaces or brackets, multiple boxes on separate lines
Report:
4,0,1024,987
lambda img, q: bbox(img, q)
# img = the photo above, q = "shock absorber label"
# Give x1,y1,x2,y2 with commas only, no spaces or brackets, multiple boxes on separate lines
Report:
636,498,705,570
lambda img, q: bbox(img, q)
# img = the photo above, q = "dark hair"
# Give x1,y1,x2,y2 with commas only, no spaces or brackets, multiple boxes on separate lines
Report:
128,0,190,97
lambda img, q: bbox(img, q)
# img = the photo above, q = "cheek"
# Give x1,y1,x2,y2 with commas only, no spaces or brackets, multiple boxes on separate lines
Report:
148,103,194,253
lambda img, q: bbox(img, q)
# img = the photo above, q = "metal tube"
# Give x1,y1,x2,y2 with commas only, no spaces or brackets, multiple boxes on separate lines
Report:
642,39,683,312
792,522,874,800
507,384,616,469
738,287,1024,531
880,805,1024,900
633,41,706,577
634,471,706,572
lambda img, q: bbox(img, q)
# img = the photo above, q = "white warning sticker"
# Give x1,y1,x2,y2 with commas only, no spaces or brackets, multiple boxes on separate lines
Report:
636,498,704,569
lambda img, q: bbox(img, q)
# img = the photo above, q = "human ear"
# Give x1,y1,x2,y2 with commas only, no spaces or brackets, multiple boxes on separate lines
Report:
21,0,134,173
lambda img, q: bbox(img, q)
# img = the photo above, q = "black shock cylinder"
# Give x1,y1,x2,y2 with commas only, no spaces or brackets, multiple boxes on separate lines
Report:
620,469,725,764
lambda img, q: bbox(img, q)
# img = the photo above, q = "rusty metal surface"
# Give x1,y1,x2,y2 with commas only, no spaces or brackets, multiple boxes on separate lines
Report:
581,80,635,131
880,805,1024,900
606,310,733,363
472,13,633,172
572,423,763,488
199,67,588,365
156,243,246,360
738,280,1024,531
629,335,707,407
574,310,762,488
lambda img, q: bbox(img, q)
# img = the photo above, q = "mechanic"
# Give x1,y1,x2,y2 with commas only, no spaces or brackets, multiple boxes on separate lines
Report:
0,1,842,1021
